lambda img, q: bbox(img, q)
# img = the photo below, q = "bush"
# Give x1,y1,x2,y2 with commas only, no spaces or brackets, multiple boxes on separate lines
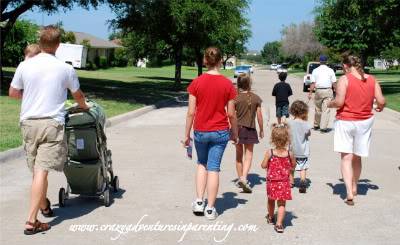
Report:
112,48,128,67
85,61,97,70
99,56,108,68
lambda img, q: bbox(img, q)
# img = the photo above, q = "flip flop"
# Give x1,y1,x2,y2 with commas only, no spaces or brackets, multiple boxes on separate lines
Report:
345,199,355,206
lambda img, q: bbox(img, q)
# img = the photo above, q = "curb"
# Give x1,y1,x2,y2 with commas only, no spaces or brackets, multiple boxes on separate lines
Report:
0,94,188,163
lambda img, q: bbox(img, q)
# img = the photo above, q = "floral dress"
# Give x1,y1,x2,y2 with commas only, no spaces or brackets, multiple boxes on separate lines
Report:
266,150,292,200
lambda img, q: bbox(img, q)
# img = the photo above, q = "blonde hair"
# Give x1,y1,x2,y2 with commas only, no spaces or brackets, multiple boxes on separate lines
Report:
24,44,41,58
290,100,309,121
204,46,222,68
270,123,290,149
39,25,61,50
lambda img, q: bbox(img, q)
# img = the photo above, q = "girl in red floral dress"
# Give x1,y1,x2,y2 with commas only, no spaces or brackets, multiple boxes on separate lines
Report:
261,123,295,233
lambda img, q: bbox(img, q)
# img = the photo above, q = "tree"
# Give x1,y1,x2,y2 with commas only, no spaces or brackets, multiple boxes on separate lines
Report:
281,22,324,60
1,0,103,83
2,19,38,66
261,41,283,64
109,0,250,86
314,0,400,64
381,46,400,69
55,22,76,43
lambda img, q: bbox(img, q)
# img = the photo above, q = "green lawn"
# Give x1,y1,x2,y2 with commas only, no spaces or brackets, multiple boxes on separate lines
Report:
0,66,233,152
288,68,400,112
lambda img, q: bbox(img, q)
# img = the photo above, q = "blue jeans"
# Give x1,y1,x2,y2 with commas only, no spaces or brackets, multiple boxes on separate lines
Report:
194,130,230,172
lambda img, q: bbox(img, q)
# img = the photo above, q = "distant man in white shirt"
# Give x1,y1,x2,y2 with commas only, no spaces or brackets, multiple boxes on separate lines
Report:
308,55,336,133
9,25,89,235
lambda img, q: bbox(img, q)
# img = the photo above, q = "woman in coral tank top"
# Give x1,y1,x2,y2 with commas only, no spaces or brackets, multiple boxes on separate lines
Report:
328,53,385,206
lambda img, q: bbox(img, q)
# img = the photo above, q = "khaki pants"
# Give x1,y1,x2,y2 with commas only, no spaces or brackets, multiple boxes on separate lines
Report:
314,89,333,129
21,119,67,172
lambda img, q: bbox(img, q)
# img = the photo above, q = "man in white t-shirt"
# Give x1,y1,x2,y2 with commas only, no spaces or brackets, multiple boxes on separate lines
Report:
308,55,336,133
9,25,89,235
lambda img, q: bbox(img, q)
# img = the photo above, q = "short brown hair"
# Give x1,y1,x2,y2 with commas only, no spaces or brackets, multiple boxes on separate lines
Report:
290,100,309,120
204,46,222,68
270,123,290,149
237,73,251,91
24,44,41,57
39,25,61,50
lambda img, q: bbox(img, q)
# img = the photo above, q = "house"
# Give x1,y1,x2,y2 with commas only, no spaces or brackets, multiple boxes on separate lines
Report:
73,31,121,64
374,58,399,70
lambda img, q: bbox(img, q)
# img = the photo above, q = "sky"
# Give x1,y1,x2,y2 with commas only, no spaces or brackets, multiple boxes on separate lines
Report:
21,0,318,51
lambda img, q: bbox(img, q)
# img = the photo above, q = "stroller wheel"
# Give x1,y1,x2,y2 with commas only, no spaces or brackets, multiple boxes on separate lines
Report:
112,176,119,193
104,189,111,207
59,188,66,207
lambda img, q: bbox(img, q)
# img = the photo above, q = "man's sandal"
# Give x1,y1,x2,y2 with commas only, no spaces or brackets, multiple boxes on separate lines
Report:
265,214,275,225
40,198,54,217
24,220,51,235
274,224,284,233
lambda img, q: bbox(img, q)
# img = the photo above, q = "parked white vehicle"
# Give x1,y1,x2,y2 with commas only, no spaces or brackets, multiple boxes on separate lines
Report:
270,64,278,70
55,43,88,68
277,63,288,74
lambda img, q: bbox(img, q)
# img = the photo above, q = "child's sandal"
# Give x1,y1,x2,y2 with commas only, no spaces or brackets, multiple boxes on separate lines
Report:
265,214,275,225
24,220,51,235
274,224,284,233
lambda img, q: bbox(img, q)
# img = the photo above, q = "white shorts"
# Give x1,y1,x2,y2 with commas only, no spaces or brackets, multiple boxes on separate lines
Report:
334,116,374,157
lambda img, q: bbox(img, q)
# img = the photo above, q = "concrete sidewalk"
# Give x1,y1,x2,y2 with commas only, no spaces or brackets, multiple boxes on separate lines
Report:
1,70,399,245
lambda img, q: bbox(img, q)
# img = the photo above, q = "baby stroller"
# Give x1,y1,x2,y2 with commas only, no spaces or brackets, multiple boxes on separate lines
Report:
59,101,119,207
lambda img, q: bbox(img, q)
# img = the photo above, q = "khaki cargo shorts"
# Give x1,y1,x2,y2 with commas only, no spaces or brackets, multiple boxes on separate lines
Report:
21,118,67,172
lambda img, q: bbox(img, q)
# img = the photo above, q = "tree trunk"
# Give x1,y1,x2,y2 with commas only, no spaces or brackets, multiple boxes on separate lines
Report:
195,48,203,76
174,45,183,90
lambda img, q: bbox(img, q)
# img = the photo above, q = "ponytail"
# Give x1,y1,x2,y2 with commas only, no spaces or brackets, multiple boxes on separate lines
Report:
342,52,366,82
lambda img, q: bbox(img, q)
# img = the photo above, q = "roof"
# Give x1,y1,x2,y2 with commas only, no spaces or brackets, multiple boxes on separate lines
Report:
73,32,121,48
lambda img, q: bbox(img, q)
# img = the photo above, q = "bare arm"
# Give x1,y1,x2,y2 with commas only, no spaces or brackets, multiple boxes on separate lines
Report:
8,86,22,99
183,94,196,146
308,82,315,99
289,151,296,169
261,150,271,169
71,89,89,110
227,99,238,144
256,106,264,139
374,81,386,112
328,75,348,108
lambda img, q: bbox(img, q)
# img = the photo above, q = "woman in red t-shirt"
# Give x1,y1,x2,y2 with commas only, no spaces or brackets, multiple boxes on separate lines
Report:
328,53,385,206
183,47,238,220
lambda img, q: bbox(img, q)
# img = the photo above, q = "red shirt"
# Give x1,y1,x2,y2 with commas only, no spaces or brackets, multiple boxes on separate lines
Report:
187,73,237,131
336,74,375,121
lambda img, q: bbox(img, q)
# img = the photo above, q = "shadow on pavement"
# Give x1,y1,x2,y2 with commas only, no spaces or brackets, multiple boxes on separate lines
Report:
283,211,298,227
216,192,247,215
49,188,126,226
326,179,379,200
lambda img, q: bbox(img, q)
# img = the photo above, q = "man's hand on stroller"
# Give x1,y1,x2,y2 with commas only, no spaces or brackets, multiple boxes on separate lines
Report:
72,89,90,111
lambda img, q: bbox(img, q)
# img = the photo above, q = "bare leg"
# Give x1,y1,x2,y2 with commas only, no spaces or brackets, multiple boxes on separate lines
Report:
277,117,282,124
235,144,244,180
206,171,219,208
26,169,48,228
352,155,362,196
300,170,306,182
196,164,207,200
267,199,275,218
341,153,354,200
241,144,254,181
276,200,286,226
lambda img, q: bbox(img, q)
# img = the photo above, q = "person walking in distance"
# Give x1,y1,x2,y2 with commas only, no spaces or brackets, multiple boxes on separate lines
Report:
9,25,89,235
272,72,293,124
328,53,385,206
234,74,264,193
308,55,336,133
183,47,238,220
